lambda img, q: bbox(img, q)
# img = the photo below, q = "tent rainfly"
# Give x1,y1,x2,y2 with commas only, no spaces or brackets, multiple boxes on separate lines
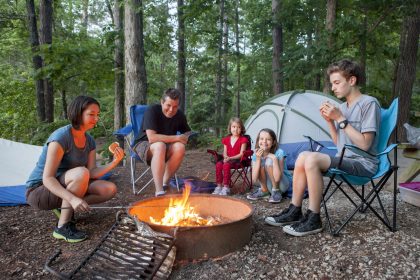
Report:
244,90,342,146
244,90,342,169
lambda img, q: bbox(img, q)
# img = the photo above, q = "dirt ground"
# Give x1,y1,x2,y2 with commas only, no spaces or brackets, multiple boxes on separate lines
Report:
0,149,419,279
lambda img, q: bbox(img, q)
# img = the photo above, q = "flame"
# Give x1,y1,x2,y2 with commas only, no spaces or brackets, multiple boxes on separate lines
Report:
150,182,219,226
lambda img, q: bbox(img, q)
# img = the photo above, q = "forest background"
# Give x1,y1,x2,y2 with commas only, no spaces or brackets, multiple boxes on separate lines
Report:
0,0,418,157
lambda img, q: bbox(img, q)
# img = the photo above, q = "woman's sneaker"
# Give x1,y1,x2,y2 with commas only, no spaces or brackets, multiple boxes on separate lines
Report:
264,204,303,226
268,190,282,203
246,188,270,200
219,186,231,196
53,222,87,243
213,186,223,195
283,210,323,237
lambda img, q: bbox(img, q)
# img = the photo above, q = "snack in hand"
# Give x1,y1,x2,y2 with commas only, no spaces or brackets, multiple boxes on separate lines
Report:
108,142,120,154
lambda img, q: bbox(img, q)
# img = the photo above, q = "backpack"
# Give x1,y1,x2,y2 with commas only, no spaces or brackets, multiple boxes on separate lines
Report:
169,176,217,193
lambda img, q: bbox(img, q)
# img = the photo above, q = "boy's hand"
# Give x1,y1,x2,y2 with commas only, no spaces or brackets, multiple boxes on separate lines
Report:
320,101,343,121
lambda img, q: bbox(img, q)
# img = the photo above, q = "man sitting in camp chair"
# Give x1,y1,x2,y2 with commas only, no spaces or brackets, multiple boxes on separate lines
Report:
133,88,192,196
265,59,381,236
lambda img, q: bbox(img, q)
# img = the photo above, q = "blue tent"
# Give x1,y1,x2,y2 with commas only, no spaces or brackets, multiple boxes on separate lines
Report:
0,138,42,206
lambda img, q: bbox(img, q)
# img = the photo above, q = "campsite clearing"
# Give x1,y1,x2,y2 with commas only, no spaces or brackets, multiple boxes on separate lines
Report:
0,149,419,279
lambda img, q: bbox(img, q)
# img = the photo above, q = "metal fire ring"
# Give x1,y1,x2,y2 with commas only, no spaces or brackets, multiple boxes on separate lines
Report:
128,194,254,261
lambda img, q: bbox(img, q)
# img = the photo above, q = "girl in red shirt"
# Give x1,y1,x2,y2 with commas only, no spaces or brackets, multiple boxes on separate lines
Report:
213,117,249,195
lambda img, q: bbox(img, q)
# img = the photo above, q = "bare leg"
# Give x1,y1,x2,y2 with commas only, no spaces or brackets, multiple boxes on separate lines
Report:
84,180,117,205
265,165,279,191
58,167,90,226
259,166,269,192
163,142,186,185
291,152,310,207
304,153,331,213
149,142,167,193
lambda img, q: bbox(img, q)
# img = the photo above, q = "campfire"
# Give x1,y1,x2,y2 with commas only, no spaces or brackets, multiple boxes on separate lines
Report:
149,183,223,227
128,188,254,261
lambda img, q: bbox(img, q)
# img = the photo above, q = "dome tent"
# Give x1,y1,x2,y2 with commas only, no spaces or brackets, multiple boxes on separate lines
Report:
244,90,342,169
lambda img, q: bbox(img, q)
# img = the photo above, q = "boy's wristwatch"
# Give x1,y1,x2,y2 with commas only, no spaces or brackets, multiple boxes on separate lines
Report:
338,119,349,129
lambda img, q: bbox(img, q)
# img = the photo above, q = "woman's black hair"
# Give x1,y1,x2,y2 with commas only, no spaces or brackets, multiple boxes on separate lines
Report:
67,96,100,129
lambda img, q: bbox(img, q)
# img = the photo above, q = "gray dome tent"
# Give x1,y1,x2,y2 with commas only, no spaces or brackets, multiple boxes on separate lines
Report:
245,90,342,146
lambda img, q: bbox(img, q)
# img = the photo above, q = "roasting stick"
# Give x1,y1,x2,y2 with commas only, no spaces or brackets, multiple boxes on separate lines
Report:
59,205,176,210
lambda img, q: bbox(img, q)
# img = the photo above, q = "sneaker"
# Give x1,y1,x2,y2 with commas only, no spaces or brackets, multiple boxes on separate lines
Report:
246,188,270,200
219,186,231,196
213,186,223,195
264,204,303,226
52,222,87,243
283,210,323,237
268,190,282,203
155,191,166,197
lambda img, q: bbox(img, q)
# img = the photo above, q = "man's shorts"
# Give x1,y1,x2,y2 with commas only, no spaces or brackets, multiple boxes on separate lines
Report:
134,141,152,165
329,156,376,177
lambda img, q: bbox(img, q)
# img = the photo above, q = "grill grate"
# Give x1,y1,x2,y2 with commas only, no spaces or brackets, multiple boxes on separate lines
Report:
45,213,175,280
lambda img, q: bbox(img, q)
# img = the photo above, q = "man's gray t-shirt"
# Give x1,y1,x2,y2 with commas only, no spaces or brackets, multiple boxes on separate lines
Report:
335,94,381,175
26,124,96,188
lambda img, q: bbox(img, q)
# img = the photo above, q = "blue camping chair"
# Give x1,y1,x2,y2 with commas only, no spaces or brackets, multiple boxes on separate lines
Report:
114,105,179,195
305,98,399,236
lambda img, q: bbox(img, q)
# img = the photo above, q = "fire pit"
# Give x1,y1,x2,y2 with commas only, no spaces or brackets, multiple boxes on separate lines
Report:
129,193,254,261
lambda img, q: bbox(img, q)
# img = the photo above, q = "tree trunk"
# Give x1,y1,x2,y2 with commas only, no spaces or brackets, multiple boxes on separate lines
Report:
177,0,186,113
323,0,336,93
272,0,283,95
61,89,67,120
215,0,225,136
81,0,89,34
359,8,367,88
114,0,125,130
392,5,420,142
26,0,46,122
221,8,228,122
39,0,54,122
105,0,114,25
234,0,240,117
124,0,147,122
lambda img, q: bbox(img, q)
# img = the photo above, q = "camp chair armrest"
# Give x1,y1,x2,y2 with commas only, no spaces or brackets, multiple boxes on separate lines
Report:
113,124,133,137
303,135,323,147
185,131,198,139
377,144,398,156
343,144,376,158
207,149,223,162
304,135,337,152
240,150,253,162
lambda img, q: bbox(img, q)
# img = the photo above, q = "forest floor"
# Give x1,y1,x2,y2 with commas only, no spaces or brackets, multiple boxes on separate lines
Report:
0,147,419,279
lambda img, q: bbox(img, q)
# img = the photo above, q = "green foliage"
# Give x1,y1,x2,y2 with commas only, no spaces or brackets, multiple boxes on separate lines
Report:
0,0,418,144
30,120,70,145
194,132,223,151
